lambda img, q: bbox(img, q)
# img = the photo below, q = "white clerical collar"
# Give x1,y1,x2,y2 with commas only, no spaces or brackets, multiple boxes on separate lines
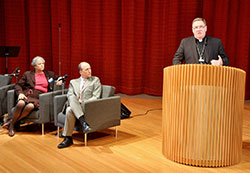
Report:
195,37,206,43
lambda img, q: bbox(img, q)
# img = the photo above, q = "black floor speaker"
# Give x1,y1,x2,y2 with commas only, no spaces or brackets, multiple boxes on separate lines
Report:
121,103,131,119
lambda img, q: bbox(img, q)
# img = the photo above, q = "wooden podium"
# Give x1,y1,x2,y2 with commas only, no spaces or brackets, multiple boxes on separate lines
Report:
162,64,246,167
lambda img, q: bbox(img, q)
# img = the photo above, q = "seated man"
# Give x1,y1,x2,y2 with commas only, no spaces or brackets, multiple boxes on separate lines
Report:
58,62,101,149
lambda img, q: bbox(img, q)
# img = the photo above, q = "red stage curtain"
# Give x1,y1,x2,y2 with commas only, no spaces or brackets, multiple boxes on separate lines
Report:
0,0,249,99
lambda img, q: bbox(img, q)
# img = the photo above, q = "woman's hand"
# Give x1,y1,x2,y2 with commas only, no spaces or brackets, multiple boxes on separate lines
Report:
18,93,27,100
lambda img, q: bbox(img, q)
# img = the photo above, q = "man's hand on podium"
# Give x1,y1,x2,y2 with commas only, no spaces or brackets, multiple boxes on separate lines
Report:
211,55,223,66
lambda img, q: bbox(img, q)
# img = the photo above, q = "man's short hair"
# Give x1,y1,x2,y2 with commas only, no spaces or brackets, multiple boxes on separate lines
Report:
78,62,90,71
192,17,207,26
78,63,82,71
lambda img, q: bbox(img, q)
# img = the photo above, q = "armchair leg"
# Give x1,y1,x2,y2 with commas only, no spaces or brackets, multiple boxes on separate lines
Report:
115,126,118,139
57,126,60,138
42,123,44,136
84,133,87,146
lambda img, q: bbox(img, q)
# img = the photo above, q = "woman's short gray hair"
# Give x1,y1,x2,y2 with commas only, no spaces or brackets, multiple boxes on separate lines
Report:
31,56,45,67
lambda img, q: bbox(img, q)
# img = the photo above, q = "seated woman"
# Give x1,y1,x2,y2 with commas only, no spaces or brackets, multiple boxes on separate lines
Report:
3,56,62,137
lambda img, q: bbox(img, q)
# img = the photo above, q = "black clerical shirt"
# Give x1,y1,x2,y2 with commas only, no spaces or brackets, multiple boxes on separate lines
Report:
195,36,207,64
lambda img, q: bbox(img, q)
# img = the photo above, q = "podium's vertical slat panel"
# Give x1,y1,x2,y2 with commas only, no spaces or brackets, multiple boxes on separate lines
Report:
162,64,246,167
222,67,228,165
230,68,236,165
224,67,232,165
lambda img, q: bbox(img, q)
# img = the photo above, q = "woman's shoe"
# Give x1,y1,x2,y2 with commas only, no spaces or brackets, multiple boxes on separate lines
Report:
8,124,15,137
2,119,12,129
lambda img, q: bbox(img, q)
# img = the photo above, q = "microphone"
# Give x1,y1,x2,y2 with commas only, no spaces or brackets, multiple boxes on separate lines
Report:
57,74,68,81
4,67,20,76
12,67,18,73
4,73,18,77
14,67,20,73
14,67,20,76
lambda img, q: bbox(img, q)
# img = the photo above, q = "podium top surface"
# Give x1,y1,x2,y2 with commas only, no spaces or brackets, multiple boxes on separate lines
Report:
165,64,246,74
0,46,20,57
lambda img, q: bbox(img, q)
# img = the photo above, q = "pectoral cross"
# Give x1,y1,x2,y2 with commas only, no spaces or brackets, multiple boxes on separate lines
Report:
199,56,205,64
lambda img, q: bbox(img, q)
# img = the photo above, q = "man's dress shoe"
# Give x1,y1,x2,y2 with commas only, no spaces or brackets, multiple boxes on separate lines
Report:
57,137,73,149
82,122,91,133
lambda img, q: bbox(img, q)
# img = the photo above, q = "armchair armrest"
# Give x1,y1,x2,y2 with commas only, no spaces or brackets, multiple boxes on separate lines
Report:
54,94,67,125
7,89,16,115
39,89,68,122
0,83,15,92
0,84,15,115
85,96,121,130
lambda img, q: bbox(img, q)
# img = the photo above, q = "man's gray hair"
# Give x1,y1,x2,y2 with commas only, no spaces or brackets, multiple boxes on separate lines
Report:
78,62,90,71
31,56,45,67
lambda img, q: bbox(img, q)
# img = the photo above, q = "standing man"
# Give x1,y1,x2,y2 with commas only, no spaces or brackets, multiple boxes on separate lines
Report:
58,62,101,149
173,17,229,66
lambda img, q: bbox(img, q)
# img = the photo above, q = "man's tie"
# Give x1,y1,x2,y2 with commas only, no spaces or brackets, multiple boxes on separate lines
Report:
79,79,86,104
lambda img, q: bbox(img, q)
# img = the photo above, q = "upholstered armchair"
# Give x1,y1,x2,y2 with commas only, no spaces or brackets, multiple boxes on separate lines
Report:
54,85,121,146
0,75,14,117
7,88,68,135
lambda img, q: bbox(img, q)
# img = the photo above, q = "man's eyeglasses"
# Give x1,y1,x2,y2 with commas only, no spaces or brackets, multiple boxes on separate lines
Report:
193,25,206,30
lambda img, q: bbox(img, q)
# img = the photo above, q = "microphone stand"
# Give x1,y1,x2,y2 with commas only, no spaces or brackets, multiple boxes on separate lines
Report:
61,78,66,95
15,69,20,83
59,24,61,76
5,52,8,74
15,74,19,83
